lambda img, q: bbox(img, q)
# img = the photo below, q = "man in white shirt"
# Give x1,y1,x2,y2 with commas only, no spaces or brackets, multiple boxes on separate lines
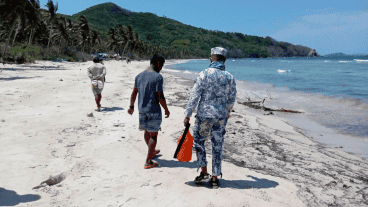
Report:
87,56,106,112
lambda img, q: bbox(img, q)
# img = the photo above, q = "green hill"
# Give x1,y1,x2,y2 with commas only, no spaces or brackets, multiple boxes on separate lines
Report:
51,2,315,58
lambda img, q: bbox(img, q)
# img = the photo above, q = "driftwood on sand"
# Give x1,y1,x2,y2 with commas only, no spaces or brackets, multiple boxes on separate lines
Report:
239,91,303,113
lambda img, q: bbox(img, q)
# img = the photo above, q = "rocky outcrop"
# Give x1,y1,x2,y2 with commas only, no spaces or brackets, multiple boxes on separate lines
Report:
308,49,319,57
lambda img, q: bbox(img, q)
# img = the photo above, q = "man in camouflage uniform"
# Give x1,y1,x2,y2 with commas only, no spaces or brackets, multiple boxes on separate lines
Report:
184,47,237,189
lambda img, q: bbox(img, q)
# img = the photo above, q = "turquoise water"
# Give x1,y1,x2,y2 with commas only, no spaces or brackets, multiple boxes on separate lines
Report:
164,56,368,142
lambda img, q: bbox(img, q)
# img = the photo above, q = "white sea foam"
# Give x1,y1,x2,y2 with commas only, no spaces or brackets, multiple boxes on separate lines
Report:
162,69,180,72
354,59,368,63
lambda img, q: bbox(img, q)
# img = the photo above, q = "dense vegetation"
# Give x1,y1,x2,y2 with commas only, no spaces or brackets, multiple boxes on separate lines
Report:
0,1,317,63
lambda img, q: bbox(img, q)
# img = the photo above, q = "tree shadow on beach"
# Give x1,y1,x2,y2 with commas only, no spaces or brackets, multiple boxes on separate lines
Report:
0,76,40,81
102,107,124,112
185,175,279,189
0,188,41,206
153,158,198,169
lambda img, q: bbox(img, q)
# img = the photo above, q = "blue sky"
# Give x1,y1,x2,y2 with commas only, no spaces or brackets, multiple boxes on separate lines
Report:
39,0,368,55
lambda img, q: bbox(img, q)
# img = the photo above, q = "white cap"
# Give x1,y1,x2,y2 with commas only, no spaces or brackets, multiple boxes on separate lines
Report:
211,47,227,57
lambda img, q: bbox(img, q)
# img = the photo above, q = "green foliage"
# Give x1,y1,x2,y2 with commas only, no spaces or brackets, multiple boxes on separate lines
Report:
2,2,316,61
3,44,42,63
66,2,315,58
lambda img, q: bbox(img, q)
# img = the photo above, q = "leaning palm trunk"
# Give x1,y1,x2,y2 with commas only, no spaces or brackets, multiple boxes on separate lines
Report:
12,21,21,47
131,42,139,57
47,22,53,54
28,28,33,45
122,41,129,57
58,38,62,56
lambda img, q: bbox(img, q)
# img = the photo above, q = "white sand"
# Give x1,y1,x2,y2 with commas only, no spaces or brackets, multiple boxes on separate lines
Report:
0,59,367,206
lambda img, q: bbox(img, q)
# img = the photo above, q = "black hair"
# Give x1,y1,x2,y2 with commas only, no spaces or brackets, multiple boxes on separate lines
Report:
93,56,101,63
150,54,165,66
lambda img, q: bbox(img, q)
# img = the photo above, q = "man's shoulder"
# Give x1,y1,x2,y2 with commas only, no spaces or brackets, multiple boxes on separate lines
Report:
201,68,233,77
87,63,95,69
156,73,163,79
146,71,163,79
136,71,162,80
224,71,234,79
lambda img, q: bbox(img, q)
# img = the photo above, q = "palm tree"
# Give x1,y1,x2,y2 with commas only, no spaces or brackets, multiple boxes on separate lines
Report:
45,0,59,53
66,18,75,47
78,15,90,53
89,30,100,54
122,25,134,57
131,33,140,57
107,28,117,50
55,16,71,55
108,24,128,57
26,0,41,46
0,0,41,54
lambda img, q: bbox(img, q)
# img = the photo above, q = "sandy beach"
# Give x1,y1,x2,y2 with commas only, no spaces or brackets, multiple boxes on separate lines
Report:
0,59,367,207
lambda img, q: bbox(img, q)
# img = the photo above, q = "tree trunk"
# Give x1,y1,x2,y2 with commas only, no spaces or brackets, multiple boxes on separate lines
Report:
3,17,21,57
122,41,129,57
12,20,21,47
58,38,62,56
28,28,33,45
47,22,53,54
131,41,139,57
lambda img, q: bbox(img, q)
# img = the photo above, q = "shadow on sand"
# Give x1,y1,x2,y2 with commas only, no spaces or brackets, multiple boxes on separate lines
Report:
0,188,41,206
0,76,40,81
102,107,124,112
153,158,198,169
154,158,279,189
185,175,279,189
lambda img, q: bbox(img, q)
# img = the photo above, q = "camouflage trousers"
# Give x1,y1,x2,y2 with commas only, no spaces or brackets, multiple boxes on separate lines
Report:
193,116,228,176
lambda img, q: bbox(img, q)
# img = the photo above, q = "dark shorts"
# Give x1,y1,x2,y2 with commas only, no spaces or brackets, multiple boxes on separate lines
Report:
139,113,162,132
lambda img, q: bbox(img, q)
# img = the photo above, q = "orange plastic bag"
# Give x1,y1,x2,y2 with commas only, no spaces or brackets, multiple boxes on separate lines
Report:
176,131,193,162
174,123,193,162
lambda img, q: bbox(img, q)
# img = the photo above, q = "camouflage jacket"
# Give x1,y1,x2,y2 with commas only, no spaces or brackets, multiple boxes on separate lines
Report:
185,66,237,119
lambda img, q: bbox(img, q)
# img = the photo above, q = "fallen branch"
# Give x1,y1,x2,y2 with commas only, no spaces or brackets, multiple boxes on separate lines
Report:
238,101,303,113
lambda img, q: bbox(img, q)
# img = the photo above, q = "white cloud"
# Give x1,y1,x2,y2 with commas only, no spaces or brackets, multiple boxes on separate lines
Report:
271,11,368,54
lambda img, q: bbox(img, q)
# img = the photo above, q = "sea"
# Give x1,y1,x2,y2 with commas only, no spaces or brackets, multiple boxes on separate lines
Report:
162,56,368,159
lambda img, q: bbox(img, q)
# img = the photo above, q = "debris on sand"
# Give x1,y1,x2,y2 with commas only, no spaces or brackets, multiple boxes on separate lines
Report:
32,172,67,189
238,100,303,113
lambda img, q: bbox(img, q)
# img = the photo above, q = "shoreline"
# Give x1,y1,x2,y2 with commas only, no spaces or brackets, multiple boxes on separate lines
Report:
0,59,367,206
161,59,368,160
162,60,368,205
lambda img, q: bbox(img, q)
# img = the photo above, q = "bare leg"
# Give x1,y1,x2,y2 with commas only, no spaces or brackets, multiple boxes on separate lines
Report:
95,94,101,108
97,94,102,107
145,130,158,165
144,130,150,146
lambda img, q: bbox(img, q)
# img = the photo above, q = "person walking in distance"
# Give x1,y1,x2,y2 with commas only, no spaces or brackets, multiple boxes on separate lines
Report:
87,56,106,112
183,47,237,188
128,54,170,169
